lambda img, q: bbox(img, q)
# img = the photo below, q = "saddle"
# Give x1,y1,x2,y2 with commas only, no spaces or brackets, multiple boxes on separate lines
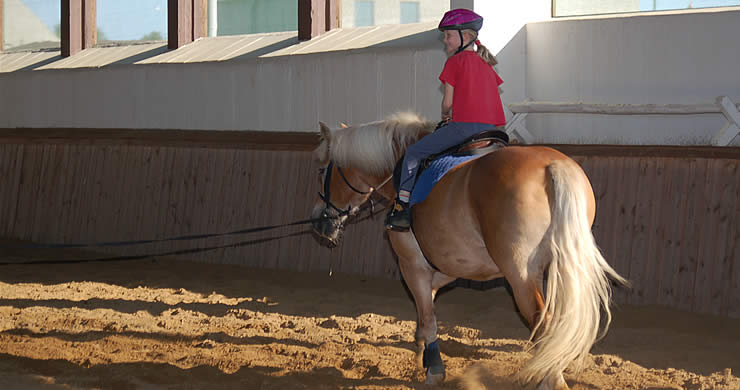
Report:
392,129,509,204
421,129,509,169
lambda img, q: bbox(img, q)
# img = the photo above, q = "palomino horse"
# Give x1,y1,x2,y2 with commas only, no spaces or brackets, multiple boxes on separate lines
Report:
310,112,627,390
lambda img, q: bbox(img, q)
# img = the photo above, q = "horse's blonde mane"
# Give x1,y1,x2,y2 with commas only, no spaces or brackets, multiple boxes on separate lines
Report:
316,112,435,175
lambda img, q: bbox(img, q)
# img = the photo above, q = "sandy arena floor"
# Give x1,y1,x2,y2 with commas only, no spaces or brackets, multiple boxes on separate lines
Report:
0,257,739,390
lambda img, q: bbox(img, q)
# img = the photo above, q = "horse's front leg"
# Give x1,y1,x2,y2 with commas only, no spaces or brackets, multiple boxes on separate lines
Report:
388,230,454,384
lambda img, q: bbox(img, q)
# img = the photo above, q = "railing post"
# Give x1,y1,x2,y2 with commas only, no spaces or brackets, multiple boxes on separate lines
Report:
505,113,533,144
712,96,740,146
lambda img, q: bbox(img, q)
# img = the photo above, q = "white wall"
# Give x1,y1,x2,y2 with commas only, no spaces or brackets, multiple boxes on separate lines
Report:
475,0,551,55
526,10,740,145
553,0,639,17
2,8,739,145
471,0,551,126
0,46,448,132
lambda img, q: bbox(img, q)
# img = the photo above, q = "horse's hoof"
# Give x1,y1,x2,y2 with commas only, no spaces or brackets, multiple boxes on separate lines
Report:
536,374,569,390
425,366,446,384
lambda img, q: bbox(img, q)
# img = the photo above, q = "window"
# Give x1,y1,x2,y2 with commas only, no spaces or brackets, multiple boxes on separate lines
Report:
355,1,375,27
400,1,420,24
643,0,740,12
342,0,447,28
3,0,60,52
214,0,297,36
97,0,167,44
553,0,740,17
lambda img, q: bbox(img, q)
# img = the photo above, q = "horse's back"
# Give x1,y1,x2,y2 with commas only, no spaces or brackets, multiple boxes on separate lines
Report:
412,145,595,279
472,145,572,183
469,145,594,218
415,145,579,226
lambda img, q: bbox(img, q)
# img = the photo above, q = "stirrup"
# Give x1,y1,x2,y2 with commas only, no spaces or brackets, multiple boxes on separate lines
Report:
385,201,410,232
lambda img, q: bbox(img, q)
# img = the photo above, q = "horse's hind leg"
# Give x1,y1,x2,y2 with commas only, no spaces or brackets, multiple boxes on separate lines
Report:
506,271,569,390
388,230,451,384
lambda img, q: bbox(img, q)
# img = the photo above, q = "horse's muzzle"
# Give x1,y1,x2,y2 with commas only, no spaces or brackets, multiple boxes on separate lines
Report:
311,214,343,248
311,223,341,248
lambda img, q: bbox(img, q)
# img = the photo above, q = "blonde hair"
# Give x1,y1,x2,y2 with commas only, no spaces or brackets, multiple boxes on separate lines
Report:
462,29,498,67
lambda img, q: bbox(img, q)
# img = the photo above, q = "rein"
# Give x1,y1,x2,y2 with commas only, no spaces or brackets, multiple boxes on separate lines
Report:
0,217,325,251
0,200,384,266
1,162,392,266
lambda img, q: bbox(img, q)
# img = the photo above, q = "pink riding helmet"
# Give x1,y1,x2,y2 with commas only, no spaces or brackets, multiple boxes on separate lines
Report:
438,8,483,32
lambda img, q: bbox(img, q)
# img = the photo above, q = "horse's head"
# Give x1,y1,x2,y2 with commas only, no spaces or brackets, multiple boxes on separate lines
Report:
310,113,435,247
311,122,378,248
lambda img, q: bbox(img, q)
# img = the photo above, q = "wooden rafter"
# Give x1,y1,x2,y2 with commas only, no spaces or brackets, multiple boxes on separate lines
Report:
168,0,208,49
61,0,82,56
299,0,339,41
61,0,96,57
326,0,339,32
0,0,4,52
193,0,208,41
82,0,97,48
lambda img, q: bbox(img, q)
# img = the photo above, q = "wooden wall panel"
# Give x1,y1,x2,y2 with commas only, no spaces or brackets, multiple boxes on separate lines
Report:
0,136,737,317
577,154,739,317
719,160,740,317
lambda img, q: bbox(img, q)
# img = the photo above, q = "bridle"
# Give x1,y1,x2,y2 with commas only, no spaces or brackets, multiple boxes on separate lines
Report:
317,160,393,219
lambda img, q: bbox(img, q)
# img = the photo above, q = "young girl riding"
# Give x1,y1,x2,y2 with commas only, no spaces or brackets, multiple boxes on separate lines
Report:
385,8,507,231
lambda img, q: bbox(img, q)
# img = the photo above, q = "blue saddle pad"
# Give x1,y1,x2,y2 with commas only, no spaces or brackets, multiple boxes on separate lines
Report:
409,154,482,207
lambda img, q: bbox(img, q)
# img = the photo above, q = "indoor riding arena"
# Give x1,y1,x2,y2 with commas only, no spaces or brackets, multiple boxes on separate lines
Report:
1,1,738,389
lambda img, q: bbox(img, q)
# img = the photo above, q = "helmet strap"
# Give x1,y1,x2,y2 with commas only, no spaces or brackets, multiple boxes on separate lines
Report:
454,30,476,54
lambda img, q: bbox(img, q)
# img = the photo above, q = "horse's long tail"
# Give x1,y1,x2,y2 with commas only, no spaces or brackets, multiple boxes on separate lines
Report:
519,159,629,384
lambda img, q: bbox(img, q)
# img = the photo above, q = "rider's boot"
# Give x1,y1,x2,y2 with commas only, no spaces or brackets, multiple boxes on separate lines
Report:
385,198,411,232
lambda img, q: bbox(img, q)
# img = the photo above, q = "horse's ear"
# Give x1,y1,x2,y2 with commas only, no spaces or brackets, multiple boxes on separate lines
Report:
319,122,331,141
319,122,332,141
316,122,332,163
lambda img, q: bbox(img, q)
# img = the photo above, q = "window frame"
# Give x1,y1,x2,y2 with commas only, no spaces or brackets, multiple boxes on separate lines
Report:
551,0,740,18
0,0,338,56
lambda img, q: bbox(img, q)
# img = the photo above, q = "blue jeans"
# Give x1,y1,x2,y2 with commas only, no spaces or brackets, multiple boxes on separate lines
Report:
398,122,494,198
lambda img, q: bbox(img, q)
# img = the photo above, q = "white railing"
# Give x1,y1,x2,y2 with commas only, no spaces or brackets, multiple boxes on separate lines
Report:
505,96,740,146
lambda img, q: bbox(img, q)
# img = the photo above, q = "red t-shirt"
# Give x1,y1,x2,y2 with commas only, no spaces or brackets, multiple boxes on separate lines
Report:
439,51,505,126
